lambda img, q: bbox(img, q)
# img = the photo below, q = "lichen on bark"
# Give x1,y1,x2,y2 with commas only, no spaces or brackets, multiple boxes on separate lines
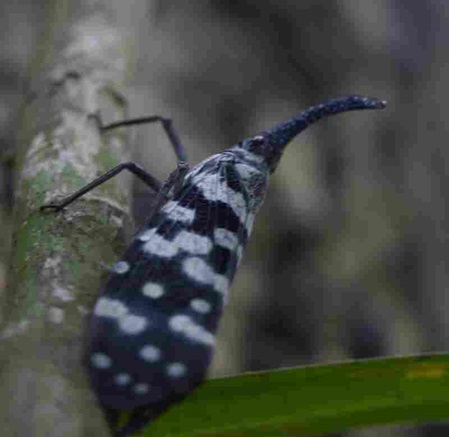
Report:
0,2,135,435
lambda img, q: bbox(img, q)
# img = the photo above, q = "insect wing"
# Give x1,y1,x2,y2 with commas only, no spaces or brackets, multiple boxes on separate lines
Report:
88,155,253,426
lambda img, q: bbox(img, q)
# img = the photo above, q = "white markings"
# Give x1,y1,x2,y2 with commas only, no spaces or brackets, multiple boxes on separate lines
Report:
140,228,213,257
195,173,247,223
169,314,215,346
214,228,238,251
115,373,131,386
190,298,211,314
174,231,212,255
166,362,187,378
94,297,128,319
94,297,147,335
140,345,161,362
91,353,112,369
112,261,130,274
119,314,147,335
225,189,246,223
214,275,229,295
183,257,229,298
235,162,260,181
169,314,191,332
134,383,149,394
235,163,268,211
142,282,165,299
142,232,179,257
138,228,156,242
183,257,215,285
163,201,195,224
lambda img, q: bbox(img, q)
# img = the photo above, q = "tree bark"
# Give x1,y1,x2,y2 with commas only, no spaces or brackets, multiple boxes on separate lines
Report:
0,1,133,435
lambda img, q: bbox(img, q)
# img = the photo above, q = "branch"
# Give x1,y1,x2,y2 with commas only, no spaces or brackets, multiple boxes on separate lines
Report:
0,3,133,435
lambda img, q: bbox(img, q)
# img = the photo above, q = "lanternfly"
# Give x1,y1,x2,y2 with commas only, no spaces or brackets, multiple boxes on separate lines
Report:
42,95,386,436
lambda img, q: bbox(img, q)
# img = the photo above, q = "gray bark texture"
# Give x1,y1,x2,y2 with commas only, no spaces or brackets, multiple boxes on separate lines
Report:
0,1,133,435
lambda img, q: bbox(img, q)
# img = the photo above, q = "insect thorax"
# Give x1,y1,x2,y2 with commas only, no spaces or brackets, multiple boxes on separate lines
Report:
186,146,270,214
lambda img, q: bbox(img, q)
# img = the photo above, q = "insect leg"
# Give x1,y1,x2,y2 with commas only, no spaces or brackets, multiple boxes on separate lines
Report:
42,114,189,212
101,115,188,164
41,162,163,212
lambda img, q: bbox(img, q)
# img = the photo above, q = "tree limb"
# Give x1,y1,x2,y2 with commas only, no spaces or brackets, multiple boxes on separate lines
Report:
0,2,133,435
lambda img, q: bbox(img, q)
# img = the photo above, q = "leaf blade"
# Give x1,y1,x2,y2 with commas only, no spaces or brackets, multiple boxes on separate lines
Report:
137,353,449,436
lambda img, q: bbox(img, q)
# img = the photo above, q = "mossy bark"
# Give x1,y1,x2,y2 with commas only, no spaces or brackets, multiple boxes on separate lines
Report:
0,1,133,435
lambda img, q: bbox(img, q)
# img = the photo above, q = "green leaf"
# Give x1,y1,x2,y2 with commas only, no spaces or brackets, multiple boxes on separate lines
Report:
137,353,449,436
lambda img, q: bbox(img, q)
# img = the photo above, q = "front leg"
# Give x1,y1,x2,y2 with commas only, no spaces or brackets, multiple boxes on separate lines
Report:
42,113,190,213
41,162,164,212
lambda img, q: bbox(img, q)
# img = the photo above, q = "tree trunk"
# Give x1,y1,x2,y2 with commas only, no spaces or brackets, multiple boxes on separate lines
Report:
0,1,133,435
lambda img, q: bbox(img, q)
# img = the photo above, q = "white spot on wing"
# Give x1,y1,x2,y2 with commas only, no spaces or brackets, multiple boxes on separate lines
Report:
163,201,195,224
214,275,229,295
91,353,112,369
183,257,216,284
140,228,212,257
166,362,187,378
190,298,211,314
142,233,179,257
235,162,260,181
169,314,191,332
112,261,129,274
169,314,215,346
195,173,247,223
138,228,156,242
214,228,238,251
183,257,229,298
94,298,128,319
119,314,147,334
95,297,147,334
140,345,161,362
115,373,131,386
142,282,165,299
173,231,212,255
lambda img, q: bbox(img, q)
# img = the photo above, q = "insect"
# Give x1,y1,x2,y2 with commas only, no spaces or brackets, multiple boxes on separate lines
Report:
42,95,386,436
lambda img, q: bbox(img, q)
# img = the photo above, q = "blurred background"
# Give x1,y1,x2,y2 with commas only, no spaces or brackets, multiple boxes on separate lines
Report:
2,1,449,435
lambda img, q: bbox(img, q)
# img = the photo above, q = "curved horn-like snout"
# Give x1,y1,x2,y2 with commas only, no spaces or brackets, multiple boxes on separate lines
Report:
240,95,387,172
